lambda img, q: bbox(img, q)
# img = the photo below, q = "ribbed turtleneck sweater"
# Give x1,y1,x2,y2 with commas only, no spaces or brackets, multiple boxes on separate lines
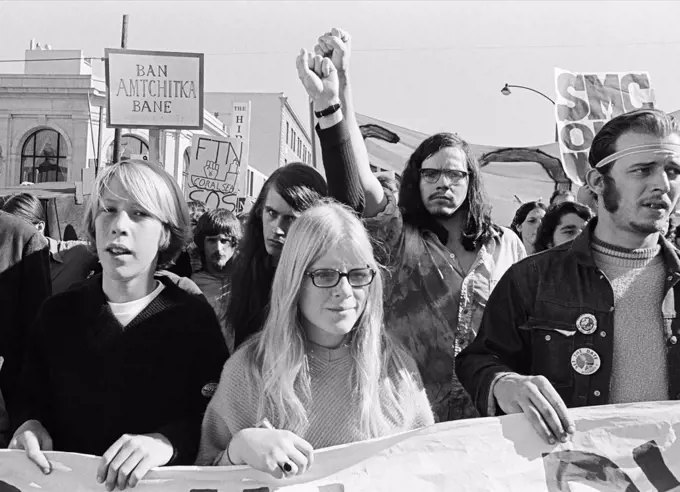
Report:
591,236,668,404
196,339,434,466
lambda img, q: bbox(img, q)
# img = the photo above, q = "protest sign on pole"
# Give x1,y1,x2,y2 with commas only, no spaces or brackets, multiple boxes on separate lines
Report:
185,135,245,211
4,402,680,491
554,68,655,186
105,49,204,129
105,48,204,171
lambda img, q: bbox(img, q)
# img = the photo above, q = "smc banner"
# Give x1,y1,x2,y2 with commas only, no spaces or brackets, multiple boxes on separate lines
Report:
2,402,680,491
554,68,655,186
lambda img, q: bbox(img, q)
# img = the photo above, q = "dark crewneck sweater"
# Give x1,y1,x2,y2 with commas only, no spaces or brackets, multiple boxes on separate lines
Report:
12,273,229,464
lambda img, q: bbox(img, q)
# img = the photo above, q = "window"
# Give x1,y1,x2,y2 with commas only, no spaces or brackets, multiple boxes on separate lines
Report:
286,122,289,144
248,169,254,197
182,148,191,183
106,134,149,165
291,130,296,150
20,129,68,183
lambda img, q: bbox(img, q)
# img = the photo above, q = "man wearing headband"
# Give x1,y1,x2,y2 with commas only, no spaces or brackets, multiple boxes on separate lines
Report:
457,108,680,444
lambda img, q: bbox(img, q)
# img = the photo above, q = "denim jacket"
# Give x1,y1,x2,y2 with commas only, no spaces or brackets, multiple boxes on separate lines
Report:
455,218,680,416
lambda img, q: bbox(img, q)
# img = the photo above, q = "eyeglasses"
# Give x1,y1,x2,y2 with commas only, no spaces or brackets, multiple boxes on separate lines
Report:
305,267,376,288
419,169,469,184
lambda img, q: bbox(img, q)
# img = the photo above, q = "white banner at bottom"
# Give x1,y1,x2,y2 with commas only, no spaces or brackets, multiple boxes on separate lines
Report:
2,401,680,491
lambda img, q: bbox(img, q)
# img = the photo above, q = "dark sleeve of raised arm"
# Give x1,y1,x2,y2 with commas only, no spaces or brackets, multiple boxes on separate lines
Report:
455,266,533,416
316,119,365,214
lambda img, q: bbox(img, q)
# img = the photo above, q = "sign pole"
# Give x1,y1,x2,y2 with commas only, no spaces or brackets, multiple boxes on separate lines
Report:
309,98,317,168
149,128,162,165
111,14,128,164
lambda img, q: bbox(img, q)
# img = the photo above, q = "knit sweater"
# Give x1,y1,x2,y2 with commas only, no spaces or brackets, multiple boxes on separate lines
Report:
12,273,229,464
196,339,434,465
592,238,668,404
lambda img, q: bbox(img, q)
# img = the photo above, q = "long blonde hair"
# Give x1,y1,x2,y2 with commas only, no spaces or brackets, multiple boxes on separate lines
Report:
243,200,418,437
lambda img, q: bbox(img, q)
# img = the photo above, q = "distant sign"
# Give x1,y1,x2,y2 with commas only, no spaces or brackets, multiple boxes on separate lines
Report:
185,135,245,211
554,68,655,185
231,101,251,204
105,49,204,129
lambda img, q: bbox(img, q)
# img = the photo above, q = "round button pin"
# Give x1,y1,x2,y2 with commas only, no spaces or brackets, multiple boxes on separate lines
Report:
576,314,597,335
571,348,601,376
201,381,218,398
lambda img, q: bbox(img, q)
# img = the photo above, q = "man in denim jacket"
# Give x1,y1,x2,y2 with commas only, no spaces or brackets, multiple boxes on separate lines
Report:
457,108,680,444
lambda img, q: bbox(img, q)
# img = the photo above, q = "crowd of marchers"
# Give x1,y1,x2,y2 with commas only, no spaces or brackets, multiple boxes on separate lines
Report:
1,27,680,490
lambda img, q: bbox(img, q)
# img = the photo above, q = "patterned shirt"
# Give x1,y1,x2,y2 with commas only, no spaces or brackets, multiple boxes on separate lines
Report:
192,270,233,352
365,189,526,422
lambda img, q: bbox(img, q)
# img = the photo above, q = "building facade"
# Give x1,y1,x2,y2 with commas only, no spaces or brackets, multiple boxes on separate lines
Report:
204,92,320,179
0,47,318,233
0,46,230,194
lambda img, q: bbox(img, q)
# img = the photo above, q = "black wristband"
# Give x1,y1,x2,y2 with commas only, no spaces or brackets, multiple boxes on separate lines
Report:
314,103,341,118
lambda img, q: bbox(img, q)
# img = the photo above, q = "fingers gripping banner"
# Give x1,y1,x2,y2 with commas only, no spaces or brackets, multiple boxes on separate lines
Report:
3,402,680,491
554,68,655,186
185,136,245,211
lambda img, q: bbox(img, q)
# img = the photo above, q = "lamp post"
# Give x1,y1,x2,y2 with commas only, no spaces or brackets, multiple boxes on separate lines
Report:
501,83,558,142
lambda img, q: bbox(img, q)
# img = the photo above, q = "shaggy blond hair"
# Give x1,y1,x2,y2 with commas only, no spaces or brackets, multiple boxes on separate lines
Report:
83,159,191,268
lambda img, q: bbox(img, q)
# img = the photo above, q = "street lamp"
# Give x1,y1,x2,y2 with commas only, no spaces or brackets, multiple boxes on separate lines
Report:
500,83,557,141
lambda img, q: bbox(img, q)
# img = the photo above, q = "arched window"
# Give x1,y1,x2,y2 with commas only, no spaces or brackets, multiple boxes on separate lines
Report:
105,134,149,165
183,148,191,179
21,129,68,183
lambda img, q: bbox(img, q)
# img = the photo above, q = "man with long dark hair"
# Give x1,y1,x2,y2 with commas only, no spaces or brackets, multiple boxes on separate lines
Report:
228,164,333,349
457,108,680,445
192,209,242,352
297,29,525,422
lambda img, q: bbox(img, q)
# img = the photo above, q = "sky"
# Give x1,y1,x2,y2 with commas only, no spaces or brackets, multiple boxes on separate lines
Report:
2,0,680,148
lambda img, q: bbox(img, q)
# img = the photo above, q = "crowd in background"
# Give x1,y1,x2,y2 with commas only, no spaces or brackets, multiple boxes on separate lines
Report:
1,26,680,490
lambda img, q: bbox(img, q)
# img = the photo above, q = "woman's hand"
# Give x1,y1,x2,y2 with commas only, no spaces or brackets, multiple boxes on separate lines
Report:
228,428,314,478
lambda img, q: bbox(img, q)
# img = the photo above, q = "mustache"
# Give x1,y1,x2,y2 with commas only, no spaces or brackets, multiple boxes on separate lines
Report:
428,192,453,201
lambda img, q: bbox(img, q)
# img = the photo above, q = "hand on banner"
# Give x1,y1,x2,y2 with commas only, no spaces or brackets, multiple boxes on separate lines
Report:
97,433,174,490
8,419,53,475
315,28,351,75
296,49,340,111
493,373,575,445
228,427,315,478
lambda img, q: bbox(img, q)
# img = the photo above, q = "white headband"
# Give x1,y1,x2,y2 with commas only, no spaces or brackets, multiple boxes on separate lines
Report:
595,143,680,169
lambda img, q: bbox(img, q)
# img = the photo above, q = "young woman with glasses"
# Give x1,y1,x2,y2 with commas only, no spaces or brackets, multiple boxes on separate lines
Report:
196,200,434,476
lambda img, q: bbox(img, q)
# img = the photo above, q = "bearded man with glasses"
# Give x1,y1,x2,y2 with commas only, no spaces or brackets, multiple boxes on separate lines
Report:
296,28,525,422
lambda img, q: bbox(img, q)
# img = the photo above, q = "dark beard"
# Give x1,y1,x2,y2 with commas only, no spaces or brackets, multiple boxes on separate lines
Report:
430,209,456,219
210,255,231,273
